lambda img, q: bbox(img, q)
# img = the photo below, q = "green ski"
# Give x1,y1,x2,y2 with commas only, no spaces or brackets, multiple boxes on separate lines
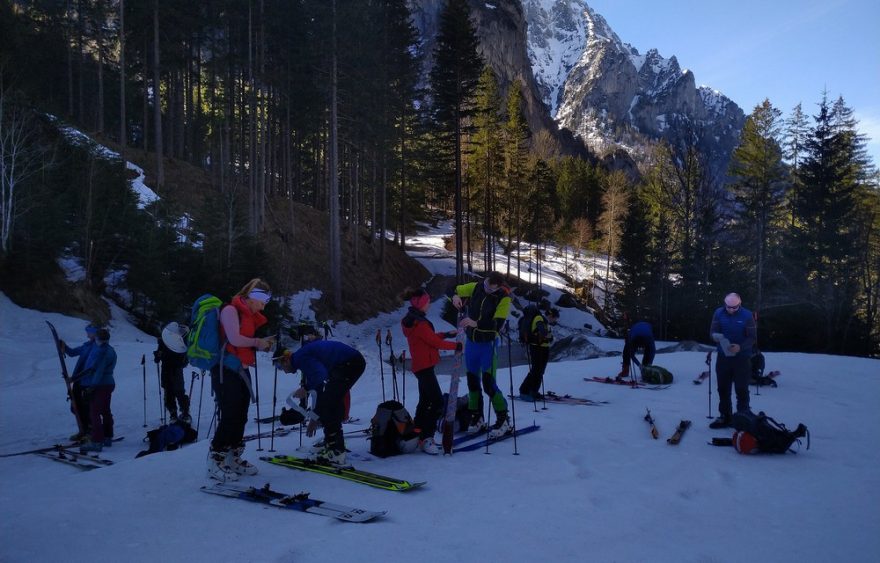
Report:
261,455,425,492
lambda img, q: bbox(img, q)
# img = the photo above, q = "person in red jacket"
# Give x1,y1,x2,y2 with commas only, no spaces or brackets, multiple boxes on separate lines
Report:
400,287,461,455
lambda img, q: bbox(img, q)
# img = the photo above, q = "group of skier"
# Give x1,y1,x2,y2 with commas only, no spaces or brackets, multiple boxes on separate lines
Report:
56,271,756,482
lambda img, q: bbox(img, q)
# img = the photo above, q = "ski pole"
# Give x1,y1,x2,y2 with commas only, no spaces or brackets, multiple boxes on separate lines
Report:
141,355,147,428
254,360,263,452
196,369,206,436
188,371,197,402
270,361,279,453
402,350,408,408
156,359,164,425
386,330,399,402
707,359,713,419
506,328,519,455
376,329,386,402
523,343,538,414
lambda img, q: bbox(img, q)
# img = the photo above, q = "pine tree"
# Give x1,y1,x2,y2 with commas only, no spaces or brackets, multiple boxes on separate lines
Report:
728,99,789,312
468,66,503,270
502,81,530,277
429,0,483,282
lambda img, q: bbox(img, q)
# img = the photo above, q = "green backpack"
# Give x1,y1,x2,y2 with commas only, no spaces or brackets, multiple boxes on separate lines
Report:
641,364,674,384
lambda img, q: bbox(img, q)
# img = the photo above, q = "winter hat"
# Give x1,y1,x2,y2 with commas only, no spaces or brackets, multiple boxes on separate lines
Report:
724,293,742,308
410,291,430,311
85,324,99,335
733,430,758,454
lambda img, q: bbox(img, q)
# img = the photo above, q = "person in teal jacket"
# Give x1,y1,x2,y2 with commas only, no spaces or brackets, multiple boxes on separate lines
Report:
73,328,117,453
708,293,756,429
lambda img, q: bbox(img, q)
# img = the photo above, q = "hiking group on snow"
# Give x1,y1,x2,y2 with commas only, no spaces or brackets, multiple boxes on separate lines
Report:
44,274,808,488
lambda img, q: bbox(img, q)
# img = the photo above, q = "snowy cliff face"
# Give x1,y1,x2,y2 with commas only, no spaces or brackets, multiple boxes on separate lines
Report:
524,0,745,174
409,0,581,155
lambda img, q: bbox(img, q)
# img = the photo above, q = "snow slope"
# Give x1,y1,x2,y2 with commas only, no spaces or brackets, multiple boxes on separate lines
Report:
2,223,879,562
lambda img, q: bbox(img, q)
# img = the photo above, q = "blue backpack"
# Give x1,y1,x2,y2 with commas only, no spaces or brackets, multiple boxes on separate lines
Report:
186,294,224,370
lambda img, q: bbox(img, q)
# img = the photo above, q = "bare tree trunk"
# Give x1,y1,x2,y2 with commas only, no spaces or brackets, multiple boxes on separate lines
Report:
77,0,85,123
96,16,104,133
152,0,164,189
67,0,74,117
329,0,342,309
118,0,125,153
142,35,148,152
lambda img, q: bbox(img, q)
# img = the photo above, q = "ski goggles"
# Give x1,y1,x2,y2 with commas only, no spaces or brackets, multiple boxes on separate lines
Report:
248,289,272,304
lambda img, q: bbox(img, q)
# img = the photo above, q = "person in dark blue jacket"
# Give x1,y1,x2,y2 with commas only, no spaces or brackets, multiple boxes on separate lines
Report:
708,293,757,428
59,323,99,441
618,321,656,378
274,339,365,466
72,328,117,453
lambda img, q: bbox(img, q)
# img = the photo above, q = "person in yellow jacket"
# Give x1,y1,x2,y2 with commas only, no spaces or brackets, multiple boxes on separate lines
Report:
518,307,559,401
451,272,512,438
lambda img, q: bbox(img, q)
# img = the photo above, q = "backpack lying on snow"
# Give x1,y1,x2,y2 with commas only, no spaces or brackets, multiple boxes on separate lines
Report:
641,364,674,384
136,422,198,458
722,411,809,454
369,400,419,458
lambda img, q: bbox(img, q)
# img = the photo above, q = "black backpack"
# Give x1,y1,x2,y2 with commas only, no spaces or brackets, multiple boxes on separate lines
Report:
518,305,541,344
731,411,809,454
136,421,198,458
369,400,419,458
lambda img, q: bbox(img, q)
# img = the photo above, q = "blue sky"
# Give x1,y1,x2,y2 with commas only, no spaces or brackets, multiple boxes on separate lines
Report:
584,0,880,167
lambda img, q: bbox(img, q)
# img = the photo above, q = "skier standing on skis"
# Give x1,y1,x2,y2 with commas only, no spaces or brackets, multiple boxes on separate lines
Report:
400,287,461,455
451,272,512,438
59,323,99,441
73,328,117,453
207,279,274,481
274,339,366,466
518,307,559,401
155,323,191,424
708,293,756,429
618,320,656,378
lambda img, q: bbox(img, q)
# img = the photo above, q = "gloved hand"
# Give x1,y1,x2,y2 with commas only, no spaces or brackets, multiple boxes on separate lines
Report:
451,295,463,309
460,317,477,329
306,418,321,437
153,350,162,364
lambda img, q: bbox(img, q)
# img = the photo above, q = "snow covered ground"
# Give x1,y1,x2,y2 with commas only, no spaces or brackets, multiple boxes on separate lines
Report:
2,222,879,562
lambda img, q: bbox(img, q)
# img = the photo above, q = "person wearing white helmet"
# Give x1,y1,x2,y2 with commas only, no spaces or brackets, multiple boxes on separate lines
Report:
156,322,191,423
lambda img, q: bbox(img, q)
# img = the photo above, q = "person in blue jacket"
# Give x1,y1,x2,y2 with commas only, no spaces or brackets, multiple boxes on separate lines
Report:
59,323,99,441
618,320,656,378
708,293,756,429
72,328,117,453
274,339,365,466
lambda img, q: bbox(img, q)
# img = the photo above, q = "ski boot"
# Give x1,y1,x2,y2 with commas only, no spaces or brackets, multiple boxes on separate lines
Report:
488,411,511,439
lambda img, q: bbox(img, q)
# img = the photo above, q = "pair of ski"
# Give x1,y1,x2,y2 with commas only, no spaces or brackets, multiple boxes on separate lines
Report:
261,454,424,492
449,423,541,452
584,377,671,390
644,408,691,444
515,391,607,406
254,412,362,425
242,426,293,442
694,370,781,385
201,483,386,523
34,446,115,470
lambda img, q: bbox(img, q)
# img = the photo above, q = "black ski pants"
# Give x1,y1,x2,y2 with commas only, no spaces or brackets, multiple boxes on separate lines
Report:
413,367,443,440
210,365,251,452
161,365,190,417
716,354,751,418
315,354,366,452
520,345,549,395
